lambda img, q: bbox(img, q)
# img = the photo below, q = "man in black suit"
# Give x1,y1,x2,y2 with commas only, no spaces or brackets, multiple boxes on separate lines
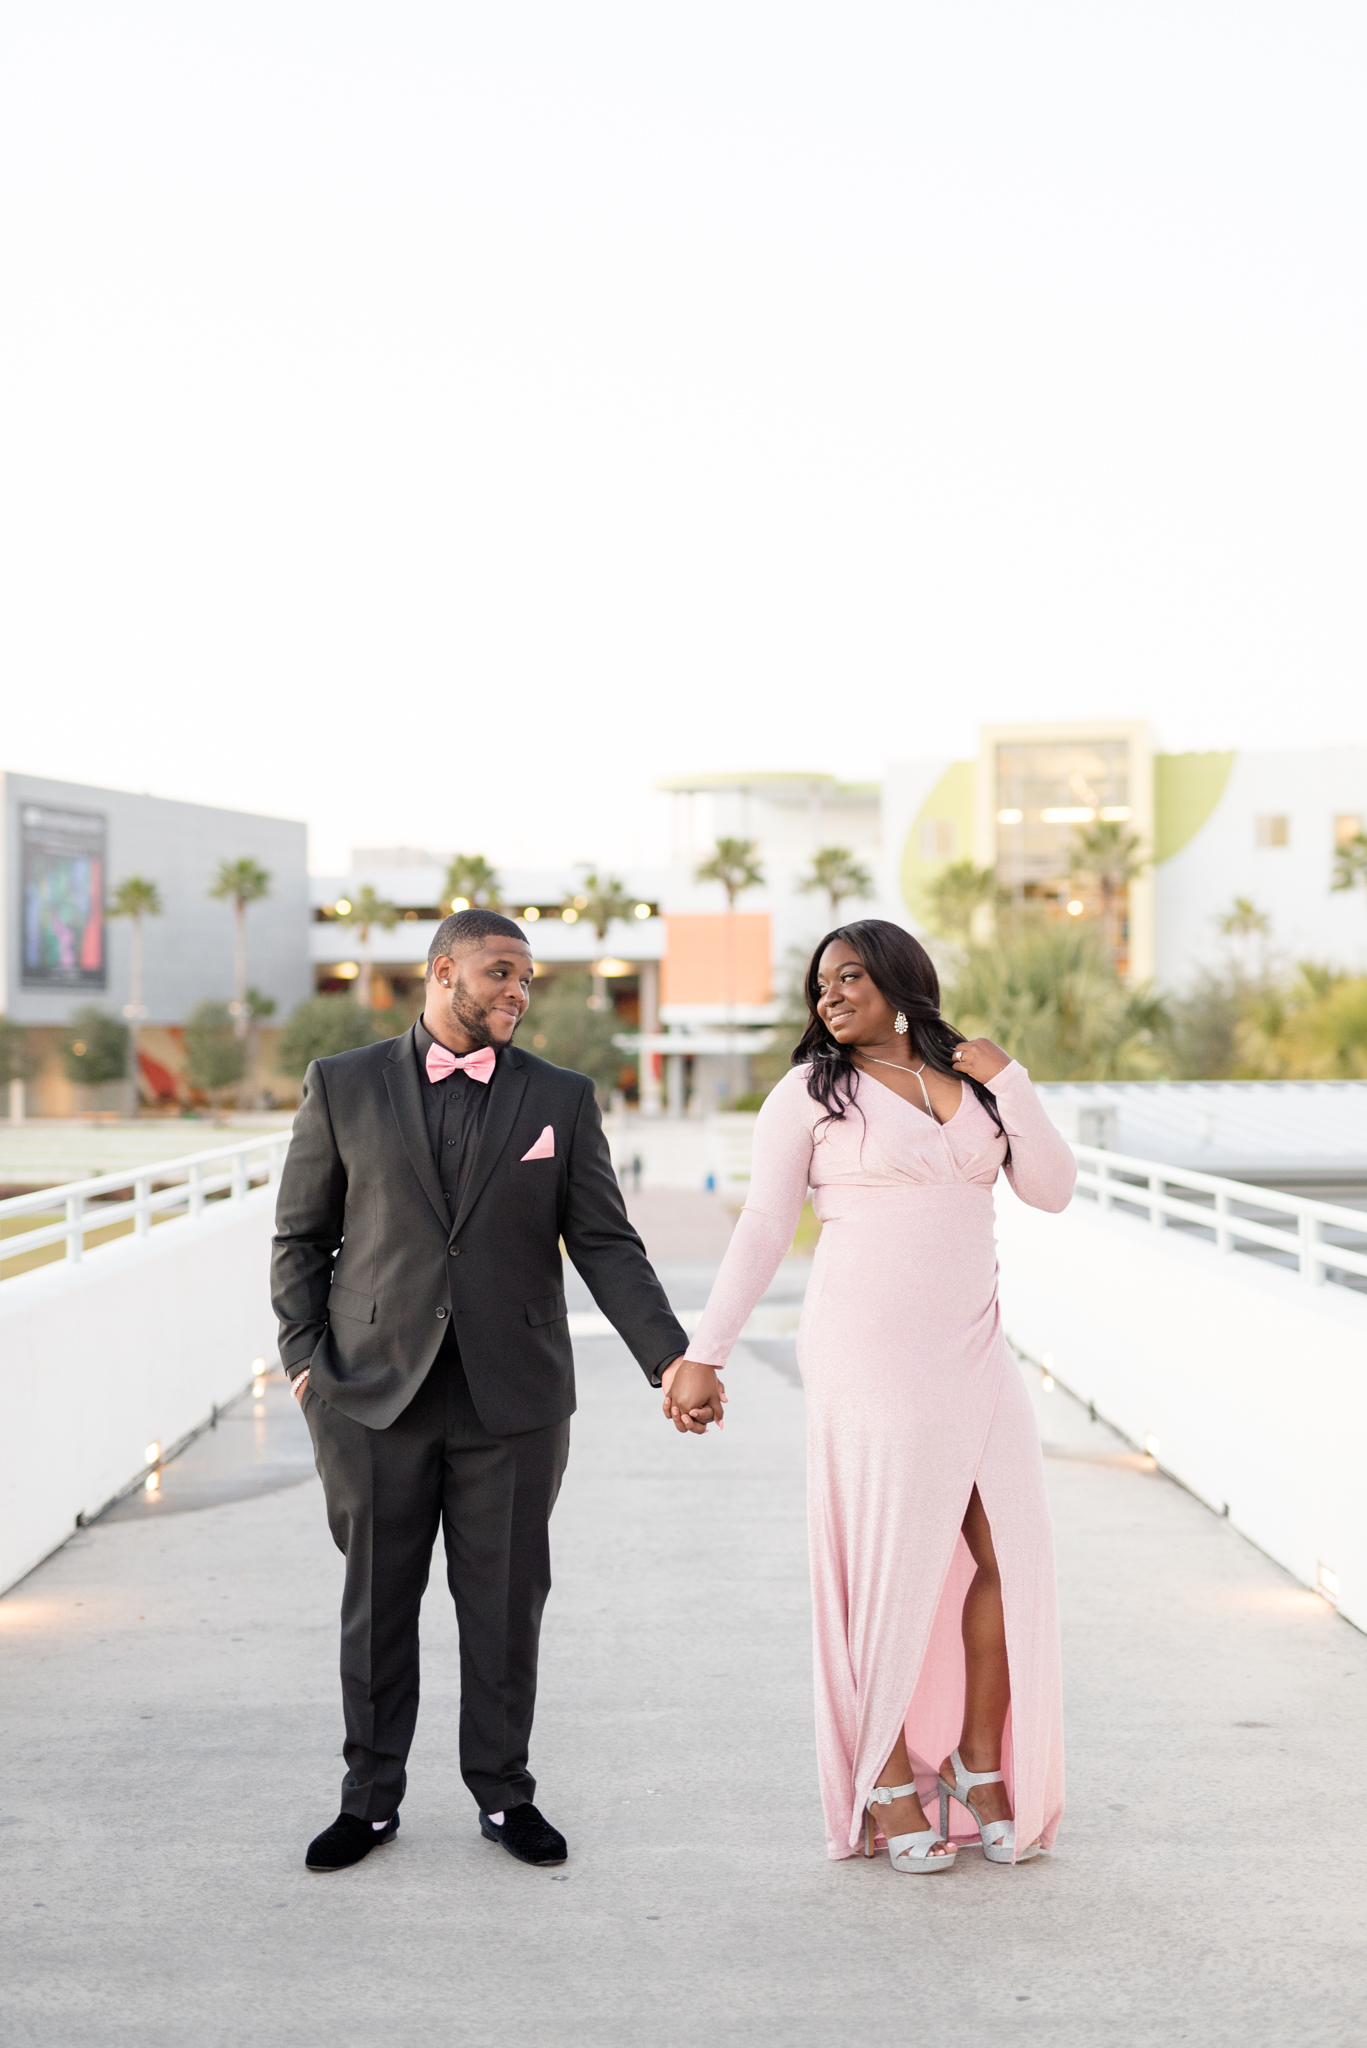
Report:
272,908,723,1872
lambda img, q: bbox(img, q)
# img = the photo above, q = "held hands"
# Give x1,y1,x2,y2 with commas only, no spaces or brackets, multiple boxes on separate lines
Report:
660,1357,727,1435
951,1037,1011,1084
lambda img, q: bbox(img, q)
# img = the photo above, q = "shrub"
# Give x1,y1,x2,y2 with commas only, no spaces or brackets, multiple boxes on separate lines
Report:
522,974,629,1100
276,994,398,1079
183,1002,248,1095
944,919,1170,1081
0,1016,38,1087
59,1006,130,1087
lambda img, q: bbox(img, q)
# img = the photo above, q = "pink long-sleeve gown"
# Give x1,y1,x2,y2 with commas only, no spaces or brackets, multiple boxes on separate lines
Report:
689,1059,1077,1861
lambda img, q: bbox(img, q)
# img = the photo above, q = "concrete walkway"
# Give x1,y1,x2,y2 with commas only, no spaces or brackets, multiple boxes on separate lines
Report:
3,1265,1366,2046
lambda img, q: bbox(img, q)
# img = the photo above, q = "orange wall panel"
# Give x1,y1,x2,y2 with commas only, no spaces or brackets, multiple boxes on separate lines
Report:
661,914,772,1006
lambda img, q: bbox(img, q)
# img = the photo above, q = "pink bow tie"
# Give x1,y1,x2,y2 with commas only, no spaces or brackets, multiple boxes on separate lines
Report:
425,1042,497,1085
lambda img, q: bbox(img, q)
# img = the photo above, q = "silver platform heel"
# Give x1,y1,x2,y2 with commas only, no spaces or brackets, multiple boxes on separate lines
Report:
864,1781,957,1874
937,1749,1042,1864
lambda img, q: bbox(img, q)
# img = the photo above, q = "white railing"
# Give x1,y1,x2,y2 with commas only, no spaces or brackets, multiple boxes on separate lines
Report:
0,1134,292,1280
1072,1143,1367,1291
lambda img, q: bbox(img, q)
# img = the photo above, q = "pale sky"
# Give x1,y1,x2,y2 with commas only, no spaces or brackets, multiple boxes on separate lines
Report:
2,3,1363,872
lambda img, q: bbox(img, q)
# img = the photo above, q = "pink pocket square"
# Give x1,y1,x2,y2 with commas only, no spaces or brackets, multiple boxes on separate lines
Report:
520,1125,555,1161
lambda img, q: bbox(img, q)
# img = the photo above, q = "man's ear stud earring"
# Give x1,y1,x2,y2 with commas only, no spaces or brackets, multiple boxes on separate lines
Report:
893,1011,909,1035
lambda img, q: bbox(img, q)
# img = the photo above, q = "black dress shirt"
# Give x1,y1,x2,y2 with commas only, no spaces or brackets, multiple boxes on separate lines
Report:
413,1018,497,1220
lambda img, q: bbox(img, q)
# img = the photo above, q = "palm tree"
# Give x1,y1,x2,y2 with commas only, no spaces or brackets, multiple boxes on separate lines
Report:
443,854,503,912
1069,821,1147,962
922,861,1005,943
798,845,874,923
1333,833,1367,914
576,871,634,1011
695,837,765,1103
336,886,400,1008
946,921,1170,1081
208,858,272,1038
108,874,164,1113
243,986,278,1111
0,1015,37,1123
1215,895,1272,981
695,835,765,910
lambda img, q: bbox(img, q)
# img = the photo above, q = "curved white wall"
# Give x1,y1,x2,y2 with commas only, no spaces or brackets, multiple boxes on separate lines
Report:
0,1193,279,1593
994,1178,1367,1632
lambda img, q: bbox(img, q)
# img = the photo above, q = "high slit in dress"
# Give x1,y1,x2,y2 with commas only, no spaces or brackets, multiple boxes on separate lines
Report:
688,1060,1077,1861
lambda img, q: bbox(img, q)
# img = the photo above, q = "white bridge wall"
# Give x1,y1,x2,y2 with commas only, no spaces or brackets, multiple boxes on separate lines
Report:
0,1194,279,1594
993,1181,1367,1633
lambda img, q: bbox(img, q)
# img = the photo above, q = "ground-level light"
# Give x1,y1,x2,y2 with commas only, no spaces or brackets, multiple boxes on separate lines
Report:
1318,1563,1340,1601
144,1441,160,1466
1144,1433,1160,1459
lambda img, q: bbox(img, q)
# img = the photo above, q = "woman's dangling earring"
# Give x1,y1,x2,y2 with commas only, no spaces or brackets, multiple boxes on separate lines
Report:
893,1010,909,1035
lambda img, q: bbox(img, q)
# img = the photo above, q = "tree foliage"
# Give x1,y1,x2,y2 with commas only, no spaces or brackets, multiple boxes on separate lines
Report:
108,875,165,921
276,995,399,1078
336,887,400,1006
695,837,764,905
920,860,1006,942
575,871,634,939
798,846,873,921
522,973,630,1100
183,1002,248,1094
444,854,503,911
1232,963,1367,1079
944,920,1169,1081
208,857,272,910
1332,833,1367,907
1068,820,1147,955
0,1016,38,1087
60,1006,131,1086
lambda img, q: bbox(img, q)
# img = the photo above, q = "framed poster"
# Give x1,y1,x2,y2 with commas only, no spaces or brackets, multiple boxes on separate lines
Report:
21,805,107,988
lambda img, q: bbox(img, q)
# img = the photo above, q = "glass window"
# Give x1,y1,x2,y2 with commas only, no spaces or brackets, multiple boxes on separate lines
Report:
1255,815,1290,848
994,740,1130,894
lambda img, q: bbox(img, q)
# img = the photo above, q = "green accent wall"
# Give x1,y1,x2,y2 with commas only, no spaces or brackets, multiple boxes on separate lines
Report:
1153,752,1235,865
901,760,976,919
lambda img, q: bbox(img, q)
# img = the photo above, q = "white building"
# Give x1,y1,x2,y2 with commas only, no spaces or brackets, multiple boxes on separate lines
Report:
884,721,1367,987
313,727,1367,1115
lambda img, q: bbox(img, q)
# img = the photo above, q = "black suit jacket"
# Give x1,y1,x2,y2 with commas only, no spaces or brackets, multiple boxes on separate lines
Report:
270,1028,688,1434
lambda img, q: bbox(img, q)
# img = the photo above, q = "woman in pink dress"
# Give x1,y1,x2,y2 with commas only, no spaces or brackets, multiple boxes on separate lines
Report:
662,921,1076,1871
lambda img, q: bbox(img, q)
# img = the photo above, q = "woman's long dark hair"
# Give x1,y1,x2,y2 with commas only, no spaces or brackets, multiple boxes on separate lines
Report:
793,919,1010,1160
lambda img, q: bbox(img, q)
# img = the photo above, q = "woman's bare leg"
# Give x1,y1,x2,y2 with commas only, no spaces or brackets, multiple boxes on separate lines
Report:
940,1485,1015,1833
871,1727,952,1855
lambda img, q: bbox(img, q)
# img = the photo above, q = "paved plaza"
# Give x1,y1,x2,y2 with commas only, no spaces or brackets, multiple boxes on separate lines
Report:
3,1222,1366,2046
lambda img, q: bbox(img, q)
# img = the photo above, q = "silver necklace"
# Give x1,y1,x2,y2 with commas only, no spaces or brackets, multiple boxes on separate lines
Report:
855,1053,936,1118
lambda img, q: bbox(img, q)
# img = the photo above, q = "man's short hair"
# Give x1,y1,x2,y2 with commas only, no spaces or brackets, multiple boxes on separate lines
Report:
426,908,529,975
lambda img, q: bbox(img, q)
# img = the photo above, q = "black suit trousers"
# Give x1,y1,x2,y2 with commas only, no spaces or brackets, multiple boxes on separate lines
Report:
302,1333,571,1821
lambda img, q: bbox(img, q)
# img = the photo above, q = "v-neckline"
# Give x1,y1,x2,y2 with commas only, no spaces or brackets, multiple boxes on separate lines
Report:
854,1061,966,1129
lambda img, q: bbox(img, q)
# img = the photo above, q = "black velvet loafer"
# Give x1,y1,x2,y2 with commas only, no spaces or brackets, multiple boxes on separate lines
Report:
305,1811,399,1871
479,1803,568,1866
